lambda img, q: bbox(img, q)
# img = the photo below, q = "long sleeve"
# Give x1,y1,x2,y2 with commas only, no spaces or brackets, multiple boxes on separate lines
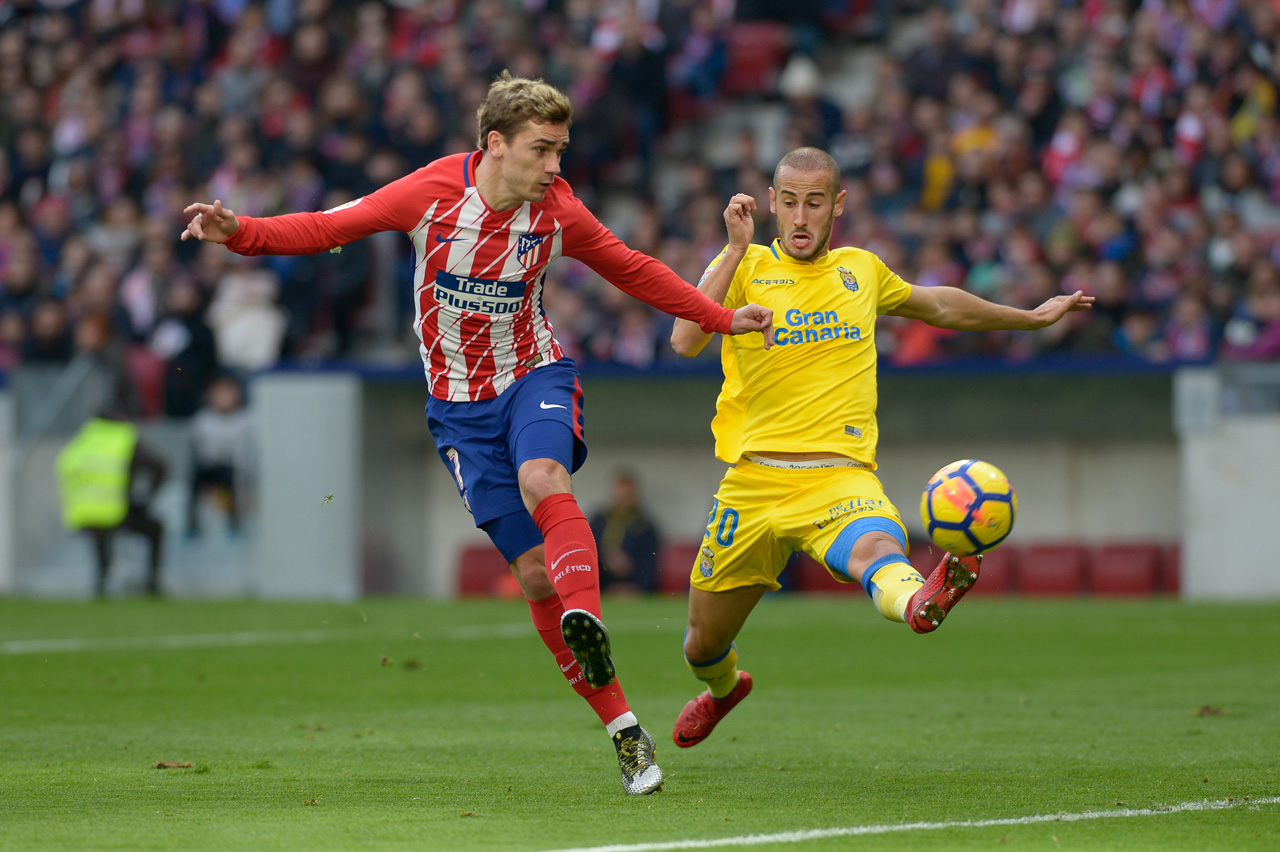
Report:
224,171,427,256
559,195,734,335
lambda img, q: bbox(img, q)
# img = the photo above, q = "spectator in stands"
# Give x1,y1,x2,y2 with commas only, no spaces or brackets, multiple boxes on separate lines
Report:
187,374,253,539
2,0,1279,381
73,310,141,421
589,470,660,596
22,299,73,364
149,279,219,418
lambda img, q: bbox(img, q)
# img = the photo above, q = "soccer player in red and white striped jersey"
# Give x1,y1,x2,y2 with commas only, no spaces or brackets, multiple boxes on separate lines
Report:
182,71,773,795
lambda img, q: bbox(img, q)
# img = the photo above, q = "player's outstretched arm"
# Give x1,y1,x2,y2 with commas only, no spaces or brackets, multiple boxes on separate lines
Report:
180,200,239,244
672,193,760,357
729,303,774,346
888,286,1095,331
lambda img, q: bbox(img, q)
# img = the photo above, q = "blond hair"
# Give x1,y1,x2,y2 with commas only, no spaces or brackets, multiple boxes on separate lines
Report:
774,147,841,194
476,70,573,149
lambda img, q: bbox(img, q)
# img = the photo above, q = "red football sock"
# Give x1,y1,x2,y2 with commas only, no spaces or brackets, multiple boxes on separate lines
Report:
527,593,630,725
531,493,602,618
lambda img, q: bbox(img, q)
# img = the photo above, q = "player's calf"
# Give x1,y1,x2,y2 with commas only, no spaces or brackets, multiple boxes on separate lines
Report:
908,553,981,634
561,608,615,688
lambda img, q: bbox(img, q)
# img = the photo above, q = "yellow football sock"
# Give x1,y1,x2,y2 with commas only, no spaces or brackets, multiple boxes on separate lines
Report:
686,644,740,699
866,557,925,623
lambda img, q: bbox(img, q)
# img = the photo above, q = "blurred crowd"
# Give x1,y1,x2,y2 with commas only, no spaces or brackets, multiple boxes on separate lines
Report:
1,1,1279,421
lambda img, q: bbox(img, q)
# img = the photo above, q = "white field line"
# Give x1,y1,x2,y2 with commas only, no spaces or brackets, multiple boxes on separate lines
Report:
0,628,372,655
0,619,678,655
524,797,1280,852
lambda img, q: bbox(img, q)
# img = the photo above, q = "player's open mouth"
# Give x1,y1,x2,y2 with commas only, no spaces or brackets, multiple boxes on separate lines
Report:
790,233,811,246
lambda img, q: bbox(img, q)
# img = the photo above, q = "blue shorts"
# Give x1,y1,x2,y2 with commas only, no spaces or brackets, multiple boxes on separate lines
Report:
425,359,587,562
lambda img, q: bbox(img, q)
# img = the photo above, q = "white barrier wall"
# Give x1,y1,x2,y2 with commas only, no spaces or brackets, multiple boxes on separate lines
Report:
253,373,362,599
1,366,1236,600
416,435,1182,597
1176,368,1280,599
0,392,14,594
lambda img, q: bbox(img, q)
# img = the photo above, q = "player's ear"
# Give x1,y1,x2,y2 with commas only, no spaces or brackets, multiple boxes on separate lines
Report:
485,129,506,157
833,189,847,217
768,186,777,214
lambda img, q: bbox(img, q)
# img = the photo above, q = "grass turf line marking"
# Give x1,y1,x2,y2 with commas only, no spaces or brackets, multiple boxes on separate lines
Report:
1,618,676,654
0,628,372,655
0,614,680,652
526,797,1280,852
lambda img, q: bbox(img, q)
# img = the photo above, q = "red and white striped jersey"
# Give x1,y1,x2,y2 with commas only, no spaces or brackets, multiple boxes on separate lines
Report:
225,151,734,401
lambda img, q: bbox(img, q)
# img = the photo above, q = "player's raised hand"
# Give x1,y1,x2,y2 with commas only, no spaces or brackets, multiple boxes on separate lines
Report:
731,303,775,350
180,200,240,244
1026,290,1096,328
723,193,756,251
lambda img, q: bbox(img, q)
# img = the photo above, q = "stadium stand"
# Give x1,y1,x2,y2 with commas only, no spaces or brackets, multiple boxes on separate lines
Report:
1018,543,1090,596
658,541,701,595
1159,543,1183,595
456,543,513,598
965,544,1018,596
2,1,1264,602
1089,542,1164,596
1,0,1277,413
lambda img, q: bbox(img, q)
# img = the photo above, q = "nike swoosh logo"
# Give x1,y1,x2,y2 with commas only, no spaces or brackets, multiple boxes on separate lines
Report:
436,234,464,243
550,548,587,573
559,662,575,672
539,401,567,410
675,733,702,744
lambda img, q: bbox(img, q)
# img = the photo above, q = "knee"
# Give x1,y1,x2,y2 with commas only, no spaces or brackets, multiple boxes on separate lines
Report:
844,531,906,582
518,459,570,506
682,624,727,664
512,551,554,600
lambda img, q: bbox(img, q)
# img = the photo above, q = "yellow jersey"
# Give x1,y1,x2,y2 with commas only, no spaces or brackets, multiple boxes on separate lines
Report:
708,240,912,466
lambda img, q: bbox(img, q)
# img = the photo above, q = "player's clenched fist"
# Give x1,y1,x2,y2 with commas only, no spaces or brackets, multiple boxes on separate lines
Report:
180,199,240,244
724,193,757,251
731,303,775,350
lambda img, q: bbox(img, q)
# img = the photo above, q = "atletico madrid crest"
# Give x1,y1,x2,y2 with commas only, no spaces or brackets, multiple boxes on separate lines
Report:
516,233,544,269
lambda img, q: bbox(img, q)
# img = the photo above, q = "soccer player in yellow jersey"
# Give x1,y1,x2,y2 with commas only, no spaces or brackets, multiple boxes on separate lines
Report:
668,147,1094,748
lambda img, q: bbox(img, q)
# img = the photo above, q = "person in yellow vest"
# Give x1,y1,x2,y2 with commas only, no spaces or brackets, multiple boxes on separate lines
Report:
56,413,168,596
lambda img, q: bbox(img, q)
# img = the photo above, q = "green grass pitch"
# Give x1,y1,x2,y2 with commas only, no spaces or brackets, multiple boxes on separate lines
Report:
2,595,1277,851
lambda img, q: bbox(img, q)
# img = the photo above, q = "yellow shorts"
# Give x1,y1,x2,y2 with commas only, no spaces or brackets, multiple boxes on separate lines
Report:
690,455,908,593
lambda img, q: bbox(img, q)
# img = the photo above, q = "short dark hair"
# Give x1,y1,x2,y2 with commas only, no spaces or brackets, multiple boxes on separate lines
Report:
774,147,841,194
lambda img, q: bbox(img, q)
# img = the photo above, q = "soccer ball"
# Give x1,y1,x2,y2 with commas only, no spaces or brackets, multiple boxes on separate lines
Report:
919,459,1018,556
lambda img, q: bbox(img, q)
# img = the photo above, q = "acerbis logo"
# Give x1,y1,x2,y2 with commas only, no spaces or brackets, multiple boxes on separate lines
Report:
752,277,795,286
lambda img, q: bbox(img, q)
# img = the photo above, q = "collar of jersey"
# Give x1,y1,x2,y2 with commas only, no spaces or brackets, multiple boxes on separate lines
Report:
769,239,833,266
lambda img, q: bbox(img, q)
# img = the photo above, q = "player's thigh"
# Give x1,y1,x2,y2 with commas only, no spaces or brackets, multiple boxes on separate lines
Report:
778,468,908,585
507,360,587,473
425,396,526,527
690,464,788,593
